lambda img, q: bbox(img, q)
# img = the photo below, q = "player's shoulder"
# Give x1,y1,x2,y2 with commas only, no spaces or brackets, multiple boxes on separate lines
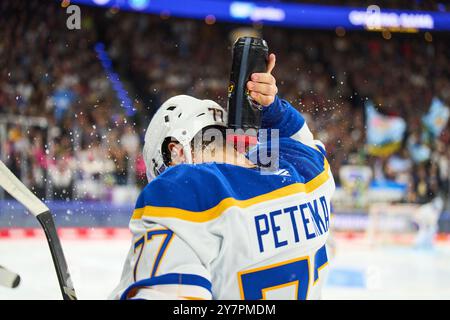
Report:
148,162,225,190
134,162,290,213
134,163,234,212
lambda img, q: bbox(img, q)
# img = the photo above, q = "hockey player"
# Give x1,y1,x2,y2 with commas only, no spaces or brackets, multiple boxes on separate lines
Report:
110,54,335,300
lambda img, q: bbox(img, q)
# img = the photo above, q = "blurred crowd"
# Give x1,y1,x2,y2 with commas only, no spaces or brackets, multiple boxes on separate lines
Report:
0,1,146,201
1,0,449,205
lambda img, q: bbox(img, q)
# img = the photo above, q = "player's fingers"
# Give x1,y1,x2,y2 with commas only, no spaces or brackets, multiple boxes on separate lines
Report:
247,81,277,96
250,91,275,107
250,72,275,85
267,53,276,74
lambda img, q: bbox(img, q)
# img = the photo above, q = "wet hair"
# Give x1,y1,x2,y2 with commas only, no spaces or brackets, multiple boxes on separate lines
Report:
161,125,226,166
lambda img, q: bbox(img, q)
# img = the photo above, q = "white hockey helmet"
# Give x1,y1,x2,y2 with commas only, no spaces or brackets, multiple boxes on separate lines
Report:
143,95,227,181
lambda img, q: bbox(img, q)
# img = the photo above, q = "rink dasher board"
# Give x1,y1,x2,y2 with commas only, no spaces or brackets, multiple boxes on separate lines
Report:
0,227,132,240
1,228,450,244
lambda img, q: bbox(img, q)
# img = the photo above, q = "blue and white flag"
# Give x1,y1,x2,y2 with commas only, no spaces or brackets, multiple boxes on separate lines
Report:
365,101,406,156
422,97,450,138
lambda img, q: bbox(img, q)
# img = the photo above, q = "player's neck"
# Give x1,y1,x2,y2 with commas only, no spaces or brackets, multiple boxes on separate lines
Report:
196,145,256,168
219,146,256,168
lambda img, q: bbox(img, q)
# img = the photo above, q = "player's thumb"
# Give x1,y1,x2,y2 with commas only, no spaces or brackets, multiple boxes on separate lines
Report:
267,53,276,74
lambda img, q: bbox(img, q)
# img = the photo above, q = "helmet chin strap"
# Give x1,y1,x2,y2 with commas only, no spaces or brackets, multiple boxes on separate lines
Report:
167,126,193,165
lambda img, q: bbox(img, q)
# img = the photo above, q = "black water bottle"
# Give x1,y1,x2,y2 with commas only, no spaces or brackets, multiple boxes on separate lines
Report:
227,37,269,131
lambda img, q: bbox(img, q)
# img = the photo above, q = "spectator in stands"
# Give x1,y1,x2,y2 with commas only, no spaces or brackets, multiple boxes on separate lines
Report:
411,164,436,204
48,156,74,201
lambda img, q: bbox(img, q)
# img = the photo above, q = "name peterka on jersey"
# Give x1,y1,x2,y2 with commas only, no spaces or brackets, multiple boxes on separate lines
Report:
254,195,330,253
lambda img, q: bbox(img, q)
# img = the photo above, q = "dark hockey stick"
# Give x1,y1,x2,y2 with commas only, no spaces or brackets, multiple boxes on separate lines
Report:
0,161,77,300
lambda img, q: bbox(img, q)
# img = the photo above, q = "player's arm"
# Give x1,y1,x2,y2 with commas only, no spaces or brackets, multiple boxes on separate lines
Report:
117,223,212,300
247,53,326,154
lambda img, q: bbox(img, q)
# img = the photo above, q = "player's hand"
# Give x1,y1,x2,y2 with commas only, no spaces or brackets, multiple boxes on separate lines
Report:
247,53,277,107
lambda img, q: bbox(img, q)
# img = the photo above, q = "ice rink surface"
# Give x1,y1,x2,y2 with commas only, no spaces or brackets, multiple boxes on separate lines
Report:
1,237,450,300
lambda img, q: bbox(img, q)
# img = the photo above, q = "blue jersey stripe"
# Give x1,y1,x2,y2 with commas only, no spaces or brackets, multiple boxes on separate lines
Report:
120,273,212,300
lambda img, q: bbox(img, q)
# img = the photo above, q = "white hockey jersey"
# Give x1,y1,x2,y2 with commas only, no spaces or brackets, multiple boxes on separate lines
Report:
110,96,335,300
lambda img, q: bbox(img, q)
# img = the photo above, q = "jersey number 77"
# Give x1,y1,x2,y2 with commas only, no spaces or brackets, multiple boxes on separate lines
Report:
237,245,328,300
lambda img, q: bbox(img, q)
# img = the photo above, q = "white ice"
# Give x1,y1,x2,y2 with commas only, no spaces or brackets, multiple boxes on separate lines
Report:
0,239,130,300
322,240,450,299
1,237,449,300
